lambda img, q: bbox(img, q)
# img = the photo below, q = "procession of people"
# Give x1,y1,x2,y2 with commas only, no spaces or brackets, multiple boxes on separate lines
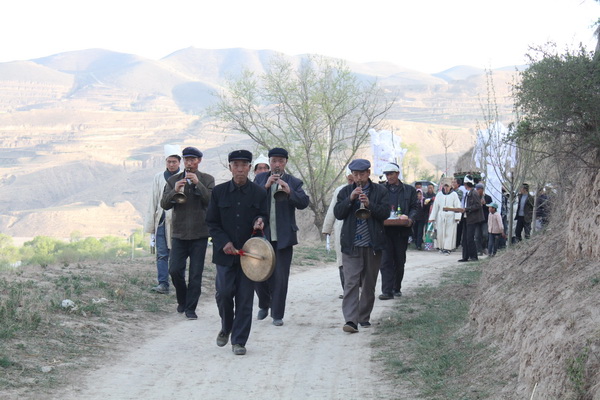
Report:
144,144,546,353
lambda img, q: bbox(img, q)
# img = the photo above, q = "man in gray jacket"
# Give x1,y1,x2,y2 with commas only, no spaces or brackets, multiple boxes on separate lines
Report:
161,146,215,319
334,159,389,333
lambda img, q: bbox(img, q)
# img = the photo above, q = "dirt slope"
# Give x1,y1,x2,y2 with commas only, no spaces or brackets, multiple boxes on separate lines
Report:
470,169,600,399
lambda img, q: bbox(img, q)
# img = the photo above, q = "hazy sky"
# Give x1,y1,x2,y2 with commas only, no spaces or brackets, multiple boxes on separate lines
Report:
2,0,598,73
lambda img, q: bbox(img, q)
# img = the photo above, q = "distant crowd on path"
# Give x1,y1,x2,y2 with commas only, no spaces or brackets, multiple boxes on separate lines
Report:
144,144,552,354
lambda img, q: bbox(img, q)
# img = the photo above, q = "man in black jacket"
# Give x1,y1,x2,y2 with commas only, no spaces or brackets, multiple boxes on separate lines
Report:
378,162,418,300
334,159,389,333
457,176,484,262
206,150,269,356
254,148,310,327
161,146,214,320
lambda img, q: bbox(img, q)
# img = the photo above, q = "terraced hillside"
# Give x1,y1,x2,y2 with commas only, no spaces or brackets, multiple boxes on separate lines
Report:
0,47,518,239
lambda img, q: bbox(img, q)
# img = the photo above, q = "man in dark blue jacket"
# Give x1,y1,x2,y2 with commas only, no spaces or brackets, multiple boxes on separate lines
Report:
254,148,310,326
378,162,418,300
206,150,269,356
334,159,389,333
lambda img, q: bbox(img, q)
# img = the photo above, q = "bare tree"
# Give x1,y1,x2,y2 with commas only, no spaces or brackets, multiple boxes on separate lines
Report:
474,70,535,245
437,130,456,175
210,54,394,229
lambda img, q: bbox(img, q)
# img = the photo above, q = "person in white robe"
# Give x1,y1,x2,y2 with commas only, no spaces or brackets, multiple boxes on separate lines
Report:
428,182,462,254
322,168,354,297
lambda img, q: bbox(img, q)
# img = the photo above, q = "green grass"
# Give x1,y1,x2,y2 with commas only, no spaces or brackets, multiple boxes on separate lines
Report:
293,242,336,266
373,263,501,399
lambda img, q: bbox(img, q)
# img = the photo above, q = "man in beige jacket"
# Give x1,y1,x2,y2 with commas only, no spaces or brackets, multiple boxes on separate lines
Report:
143,144,181,294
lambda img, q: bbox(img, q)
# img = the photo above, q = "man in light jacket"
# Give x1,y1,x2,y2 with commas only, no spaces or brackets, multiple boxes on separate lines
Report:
143,144,181,294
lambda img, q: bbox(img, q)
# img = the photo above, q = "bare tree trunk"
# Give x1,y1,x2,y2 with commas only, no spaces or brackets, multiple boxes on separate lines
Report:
507,192,515,247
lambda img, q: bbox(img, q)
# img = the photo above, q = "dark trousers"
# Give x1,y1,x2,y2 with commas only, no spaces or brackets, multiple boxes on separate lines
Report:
488,233,501,255
215,261,254,346
169,237,208,313
255,244,293,320
379,229,409,295
474,221,488,254
461,222,478,260
456,219,464,247
412,220,426,249
515,216,531,240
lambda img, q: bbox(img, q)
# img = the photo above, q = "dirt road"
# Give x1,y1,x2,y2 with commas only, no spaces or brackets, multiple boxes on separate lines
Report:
58,250,459,400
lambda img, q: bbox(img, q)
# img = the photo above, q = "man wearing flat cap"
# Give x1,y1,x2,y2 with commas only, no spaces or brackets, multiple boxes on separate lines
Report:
378,162,418,300
206,150,269,355
144,144,181,295
254,147,310,326
161,146,215,320
334,159,389,333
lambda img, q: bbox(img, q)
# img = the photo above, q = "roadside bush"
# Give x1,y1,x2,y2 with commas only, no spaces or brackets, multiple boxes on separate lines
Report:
0,234,20,268
10,232,149,266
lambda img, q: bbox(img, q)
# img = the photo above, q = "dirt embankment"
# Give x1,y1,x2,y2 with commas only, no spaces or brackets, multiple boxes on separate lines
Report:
470,169,600,399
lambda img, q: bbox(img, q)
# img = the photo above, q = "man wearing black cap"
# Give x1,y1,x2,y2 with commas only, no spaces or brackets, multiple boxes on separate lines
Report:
253,147,310,326
378,162,418,300
334,159,389,333
206,150,269,355
161,146,215,320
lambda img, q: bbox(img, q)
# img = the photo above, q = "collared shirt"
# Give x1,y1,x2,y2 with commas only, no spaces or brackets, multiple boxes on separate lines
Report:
518,194,528,216
206,178,269,267
227,179,261,247
462,189,470,208
386,181,401,211
354,183,371,247
270,180,278,241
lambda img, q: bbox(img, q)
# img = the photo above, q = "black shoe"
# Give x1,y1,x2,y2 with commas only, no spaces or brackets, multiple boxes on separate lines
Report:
359,322,372,328
469,257,479,261
232,344,246,355
458,259,469,262
216,330,229,347
177,304,185,313
185,311,198,320
257,308,268,320
393,290,402,297
378,293,394,300
151,283,169,294
343,322,359,333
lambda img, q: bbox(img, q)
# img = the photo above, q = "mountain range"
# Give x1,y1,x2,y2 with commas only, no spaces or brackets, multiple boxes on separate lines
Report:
0,47,520,240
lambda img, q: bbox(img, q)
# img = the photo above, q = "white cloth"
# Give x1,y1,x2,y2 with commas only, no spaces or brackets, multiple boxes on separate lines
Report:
429,191,461,251
143,169,180,249
322,184,346,266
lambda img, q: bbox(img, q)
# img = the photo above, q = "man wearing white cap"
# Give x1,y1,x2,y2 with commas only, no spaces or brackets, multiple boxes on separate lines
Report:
144,144,182,294
378,162,418,300
456,175,484,262
252,154,270,176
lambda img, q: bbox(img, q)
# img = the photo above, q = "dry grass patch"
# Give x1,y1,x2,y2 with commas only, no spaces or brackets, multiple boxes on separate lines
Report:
372,262,512,399
0,253,216,399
